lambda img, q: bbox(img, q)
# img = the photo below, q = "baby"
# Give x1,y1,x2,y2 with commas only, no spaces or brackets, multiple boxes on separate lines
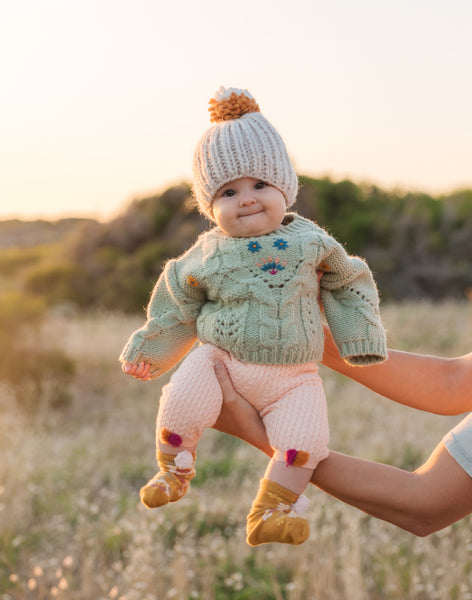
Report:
120,87,387,546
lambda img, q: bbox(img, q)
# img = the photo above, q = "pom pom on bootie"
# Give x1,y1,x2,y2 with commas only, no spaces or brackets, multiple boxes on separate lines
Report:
140,450,195,508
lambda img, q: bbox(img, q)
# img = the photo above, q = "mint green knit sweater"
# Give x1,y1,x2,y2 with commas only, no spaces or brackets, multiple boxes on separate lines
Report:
120,214,387,378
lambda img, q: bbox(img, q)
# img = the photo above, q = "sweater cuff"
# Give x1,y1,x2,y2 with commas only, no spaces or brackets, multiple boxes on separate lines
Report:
119,344,146,365
339,339,387,366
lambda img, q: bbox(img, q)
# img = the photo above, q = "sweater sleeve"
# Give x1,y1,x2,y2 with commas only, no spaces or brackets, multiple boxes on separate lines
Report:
119,252,206,378
319,236,387,366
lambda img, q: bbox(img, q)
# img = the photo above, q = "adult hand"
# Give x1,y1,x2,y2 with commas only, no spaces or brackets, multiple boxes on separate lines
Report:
213,361,273,456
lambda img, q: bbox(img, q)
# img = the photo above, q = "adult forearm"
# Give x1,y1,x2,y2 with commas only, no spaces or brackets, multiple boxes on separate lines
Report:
311,445,472,536
310,451,425,533
322,333,472,415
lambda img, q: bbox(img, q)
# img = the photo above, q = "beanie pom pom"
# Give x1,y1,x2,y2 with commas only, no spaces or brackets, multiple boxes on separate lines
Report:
209,86,260,123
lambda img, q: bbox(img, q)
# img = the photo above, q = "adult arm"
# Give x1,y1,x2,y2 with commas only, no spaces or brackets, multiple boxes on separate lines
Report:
312,443,472,536
322,326,472,415
212,361,472,536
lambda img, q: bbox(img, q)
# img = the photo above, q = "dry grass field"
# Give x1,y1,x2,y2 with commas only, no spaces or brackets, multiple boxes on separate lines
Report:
1,302,471,599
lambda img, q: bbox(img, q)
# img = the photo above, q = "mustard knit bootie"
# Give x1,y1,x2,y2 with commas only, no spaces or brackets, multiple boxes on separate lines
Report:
140,450,196,509
246,479,310,546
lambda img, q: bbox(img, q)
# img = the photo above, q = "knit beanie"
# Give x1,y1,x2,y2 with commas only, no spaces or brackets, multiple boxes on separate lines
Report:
192,86,298,221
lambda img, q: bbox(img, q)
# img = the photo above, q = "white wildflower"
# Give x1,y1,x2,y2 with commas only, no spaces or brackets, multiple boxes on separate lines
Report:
58,578,68,590
62,555,74,568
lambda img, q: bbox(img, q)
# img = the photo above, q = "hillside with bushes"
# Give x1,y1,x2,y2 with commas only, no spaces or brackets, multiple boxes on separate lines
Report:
2,177,472,313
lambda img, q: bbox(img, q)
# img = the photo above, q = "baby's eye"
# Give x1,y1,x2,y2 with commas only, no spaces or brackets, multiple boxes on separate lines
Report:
222,189,236,197
254,181,267,190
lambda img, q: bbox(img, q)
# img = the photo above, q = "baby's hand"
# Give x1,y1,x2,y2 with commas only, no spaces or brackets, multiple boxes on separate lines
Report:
122,361,152,381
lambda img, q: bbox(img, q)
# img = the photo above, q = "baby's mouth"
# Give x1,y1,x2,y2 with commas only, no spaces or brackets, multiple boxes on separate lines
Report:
239,209,264,217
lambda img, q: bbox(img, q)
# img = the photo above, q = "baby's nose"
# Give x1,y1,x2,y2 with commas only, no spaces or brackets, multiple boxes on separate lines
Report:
240,192,256,206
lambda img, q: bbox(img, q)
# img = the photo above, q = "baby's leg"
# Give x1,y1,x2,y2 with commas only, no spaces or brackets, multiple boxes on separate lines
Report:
264,379,329,486
246,380,328,546
141,344,225,508
265,460,313,494
156,345,225,453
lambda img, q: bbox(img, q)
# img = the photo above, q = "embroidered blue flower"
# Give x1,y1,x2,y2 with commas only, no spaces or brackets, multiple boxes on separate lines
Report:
247,241,262,253
273,238,289,250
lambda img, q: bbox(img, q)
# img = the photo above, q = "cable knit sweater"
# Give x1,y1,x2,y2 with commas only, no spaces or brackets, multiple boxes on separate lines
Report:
120,214,387,378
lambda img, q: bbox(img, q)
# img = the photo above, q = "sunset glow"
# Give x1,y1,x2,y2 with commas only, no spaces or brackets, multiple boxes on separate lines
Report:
2,0,471,220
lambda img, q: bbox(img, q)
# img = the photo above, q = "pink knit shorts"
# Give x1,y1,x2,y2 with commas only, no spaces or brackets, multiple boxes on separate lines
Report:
157,343,329,469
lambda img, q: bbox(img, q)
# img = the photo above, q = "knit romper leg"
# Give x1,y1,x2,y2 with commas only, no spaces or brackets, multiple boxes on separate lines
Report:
262,375,329,470
156,343,226,449
140,344,226,508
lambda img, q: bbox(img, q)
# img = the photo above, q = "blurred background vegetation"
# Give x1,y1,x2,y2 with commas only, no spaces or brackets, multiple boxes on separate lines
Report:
2,176,472,315
1,175,471,416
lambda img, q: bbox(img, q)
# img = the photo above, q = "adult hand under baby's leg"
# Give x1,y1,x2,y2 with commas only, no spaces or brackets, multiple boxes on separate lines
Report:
213,361,273,456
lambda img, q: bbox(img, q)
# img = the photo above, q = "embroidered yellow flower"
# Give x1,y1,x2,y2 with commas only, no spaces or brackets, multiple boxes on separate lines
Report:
187,275,199,287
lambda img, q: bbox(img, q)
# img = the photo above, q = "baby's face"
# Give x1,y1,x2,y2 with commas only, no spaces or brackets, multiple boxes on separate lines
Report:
212,177,286,237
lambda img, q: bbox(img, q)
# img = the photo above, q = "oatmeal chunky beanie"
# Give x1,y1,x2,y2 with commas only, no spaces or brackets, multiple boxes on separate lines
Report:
192,86,299,220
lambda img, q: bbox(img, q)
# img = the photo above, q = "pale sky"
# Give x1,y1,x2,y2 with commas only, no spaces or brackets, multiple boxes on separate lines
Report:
1,0,471,221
